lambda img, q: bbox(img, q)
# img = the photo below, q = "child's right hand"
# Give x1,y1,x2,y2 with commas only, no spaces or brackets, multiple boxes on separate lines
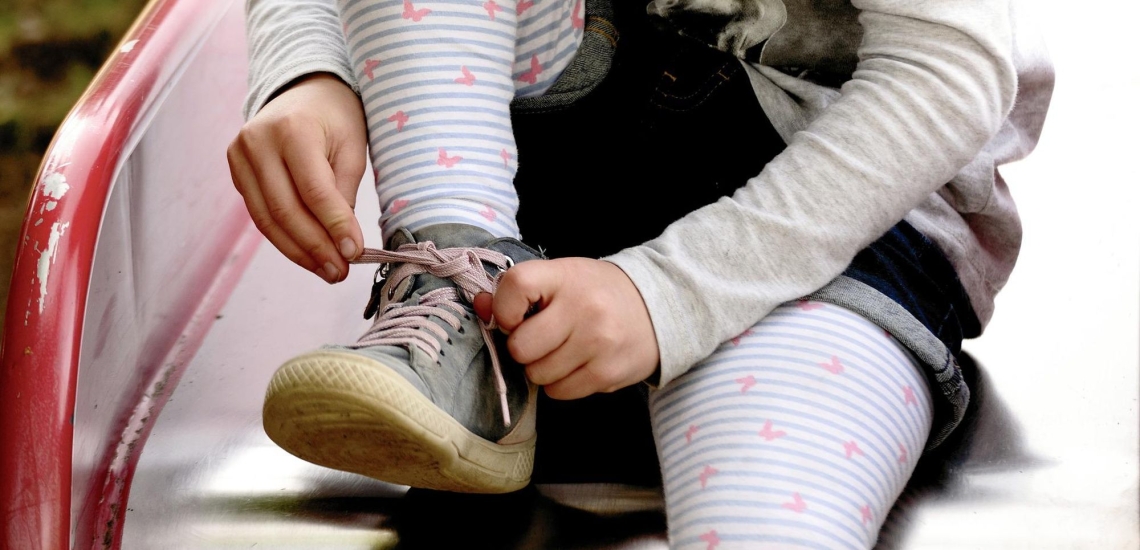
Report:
227,73,368,283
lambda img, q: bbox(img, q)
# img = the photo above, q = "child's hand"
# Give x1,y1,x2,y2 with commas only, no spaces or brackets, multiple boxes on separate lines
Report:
227,73,368,283
475,258,660,400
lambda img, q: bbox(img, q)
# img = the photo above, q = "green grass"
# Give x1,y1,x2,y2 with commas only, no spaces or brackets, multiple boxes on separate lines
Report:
0,0,147,57
0,0,148,153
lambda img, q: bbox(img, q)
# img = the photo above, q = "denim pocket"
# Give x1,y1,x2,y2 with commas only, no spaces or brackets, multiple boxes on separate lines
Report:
652,31,747,112
650,50,741,113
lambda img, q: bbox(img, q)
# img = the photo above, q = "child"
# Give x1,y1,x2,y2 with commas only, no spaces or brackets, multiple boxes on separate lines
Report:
228,0,1052,547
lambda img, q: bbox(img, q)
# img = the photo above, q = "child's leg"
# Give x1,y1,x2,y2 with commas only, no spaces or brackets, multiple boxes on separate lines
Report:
650,301,933,549
263,1,584,495
339,0,584,240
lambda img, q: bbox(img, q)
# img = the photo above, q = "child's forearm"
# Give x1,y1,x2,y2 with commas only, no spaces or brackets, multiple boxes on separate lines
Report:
244,0,359,120
607,0,1019,388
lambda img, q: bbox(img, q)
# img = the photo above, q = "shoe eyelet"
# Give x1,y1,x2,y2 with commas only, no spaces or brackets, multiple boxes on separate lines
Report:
440,350,446,356
457,327,465,334
447,338,453,345
387,286,397,299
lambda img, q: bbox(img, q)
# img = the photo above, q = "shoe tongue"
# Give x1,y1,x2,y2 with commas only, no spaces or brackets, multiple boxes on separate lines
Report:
385,224,500,297
410,223,497,249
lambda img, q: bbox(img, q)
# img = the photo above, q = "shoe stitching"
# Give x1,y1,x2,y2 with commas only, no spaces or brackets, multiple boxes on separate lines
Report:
350,241,516,426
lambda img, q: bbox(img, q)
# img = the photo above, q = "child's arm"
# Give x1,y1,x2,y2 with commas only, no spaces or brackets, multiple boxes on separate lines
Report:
605,0,1019,388
242,0,359,120
491,0,1020,397
230,0,368,282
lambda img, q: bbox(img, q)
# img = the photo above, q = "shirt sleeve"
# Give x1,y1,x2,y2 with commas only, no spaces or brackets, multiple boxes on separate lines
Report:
243,0,360,120
604,0,1019,388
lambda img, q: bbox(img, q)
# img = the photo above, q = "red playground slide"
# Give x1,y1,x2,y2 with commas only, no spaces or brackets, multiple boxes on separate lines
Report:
2,0,1136,548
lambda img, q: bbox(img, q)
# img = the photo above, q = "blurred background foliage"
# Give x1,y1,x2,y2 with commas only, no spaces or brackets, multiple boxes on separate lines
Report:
0,0,147,330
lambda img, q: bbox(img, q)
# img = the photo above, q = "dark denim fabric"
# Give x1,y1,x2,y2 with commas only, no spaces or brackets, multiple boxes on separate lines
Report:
509,0,978,485
844,224,981,355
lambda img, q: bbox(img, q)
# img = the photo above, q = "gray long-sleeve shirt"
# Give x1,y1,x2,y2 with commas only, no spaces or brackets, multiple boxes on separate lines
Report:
243,0,1053,388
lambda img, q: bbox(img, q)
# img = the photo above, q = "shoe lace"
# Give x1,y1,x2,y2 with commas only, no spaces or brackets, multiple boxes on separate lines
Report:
349,242,517,426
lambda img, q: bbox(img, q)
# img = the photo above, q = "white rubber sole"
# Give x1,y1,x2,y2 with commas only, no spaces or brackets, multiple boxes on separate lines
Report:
262,350,534,493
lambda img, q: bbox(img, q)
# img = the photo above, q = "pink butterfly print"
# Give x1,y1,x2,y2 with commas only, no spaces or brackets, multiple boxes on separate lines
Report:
437,148,462,168
699,530,720,550
570,0,584,29
516,0,535,14
483,0,503,19
517,55,543,85
735,375,756,393
387,110,409,131
781,492,807,513
402,0,431,21
480,205,497,222
698,465,718,489
685,424,700,444
500,148,511,168
388,199,410,214
843,440,864,459
758,420,786,442
455,66,477,86
861,504,873,525
731,328,754,346
819,355,844,375
796,299,823,311
364,58,382,81
903,385,918,406
897,443,908,464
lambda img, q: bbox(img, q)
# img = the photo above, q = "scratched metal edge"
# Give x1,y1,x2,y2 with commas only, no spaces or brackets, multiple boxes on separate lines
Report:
0,0,238,548
91,222,262,550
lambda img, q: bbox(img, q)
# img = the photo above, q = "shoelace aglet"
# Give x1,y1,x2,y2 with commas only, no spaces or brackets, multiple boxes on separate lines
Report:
500,393,511,426
479,320,512,427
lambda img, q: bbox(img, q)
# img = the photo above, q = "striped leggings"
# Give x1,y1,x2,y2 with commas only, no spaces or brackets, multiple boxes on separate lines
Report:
651,300,933,549
337,1,932,546
339,0,583,240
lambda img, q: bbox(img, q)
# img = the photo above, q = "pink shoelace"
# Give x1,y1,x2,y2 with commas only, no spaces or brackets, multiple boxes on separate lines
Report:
349,242,516,426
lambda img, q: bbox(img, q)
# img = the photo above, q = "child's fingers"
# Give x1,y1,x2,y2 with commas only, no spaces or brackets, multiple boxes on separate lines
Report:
328,123,367,208
473,292,494,323
283,134,363,260
506,299,572,366
243,139,348,282
543,361,619,401
227,148,325,279
521,325,588,386
493,260,560,332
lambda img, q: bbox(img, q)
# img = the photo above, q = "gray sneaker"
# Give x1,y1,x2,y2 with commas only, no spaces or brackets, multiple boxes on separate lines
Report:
262,224,543,493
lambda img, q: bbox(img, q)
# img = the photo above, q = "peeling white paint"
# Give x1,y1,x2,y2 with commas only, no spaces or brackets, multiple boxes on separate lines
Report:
44,201,57,212
36,222,69,314
120,39,140,53
34,218,42,226
42,172,70,200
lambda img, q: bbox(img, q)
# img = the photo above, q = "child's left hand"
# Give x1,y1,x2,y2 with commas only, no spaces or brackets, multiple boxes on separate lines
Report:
473,258,660,400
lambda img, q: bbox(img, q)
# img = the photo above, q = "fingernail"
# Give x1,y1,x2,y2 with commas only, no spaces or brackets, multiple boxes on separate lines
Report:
339,238,357,259
323,262,340,283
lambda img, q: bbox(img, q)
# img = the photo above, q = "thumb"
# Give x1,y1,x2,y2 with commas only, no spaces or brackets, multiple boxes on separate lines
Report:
327,132,367,259
473,292,494,324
